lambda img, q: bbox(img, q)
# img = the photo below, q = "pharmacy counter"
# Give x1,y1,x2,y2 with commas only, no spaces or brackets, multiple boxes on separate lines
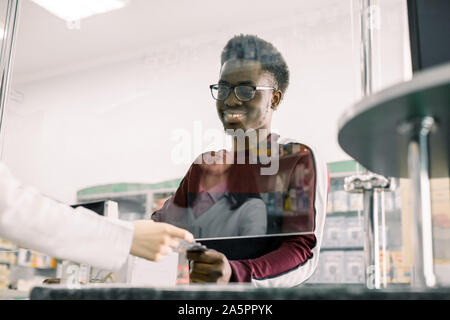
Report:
29,283,450,300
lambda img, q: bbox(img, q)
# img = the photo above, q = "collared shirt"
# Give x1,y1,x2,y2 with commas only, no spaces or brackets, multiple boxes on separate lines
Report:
192,180,227,218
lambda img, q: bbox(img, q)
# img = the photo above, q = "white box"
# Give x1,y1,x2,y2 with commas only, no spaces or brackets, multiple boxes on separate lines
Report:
343,250,364,283
319,251,344,283
128,252,178,287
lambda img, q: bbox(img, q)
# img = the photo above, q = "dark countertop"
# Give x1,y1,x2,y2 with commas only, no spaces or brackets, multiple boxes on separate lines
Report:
29,283,450,300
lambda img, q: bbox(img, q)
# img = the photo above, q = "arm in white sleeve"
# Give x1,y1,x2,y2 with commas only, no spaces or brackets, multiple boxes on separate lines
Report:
0,162,133,272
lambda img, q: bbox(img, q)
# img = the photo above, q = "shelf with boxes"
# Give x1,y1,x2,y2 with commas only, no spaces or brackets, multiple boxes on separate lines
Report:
307,160,409,285
0,237,57,290
76,180,181,221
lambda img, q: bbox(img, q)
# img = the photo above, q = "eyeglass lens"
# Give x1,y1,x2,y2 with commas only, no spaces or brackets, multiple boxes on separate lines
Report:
213,85,254,101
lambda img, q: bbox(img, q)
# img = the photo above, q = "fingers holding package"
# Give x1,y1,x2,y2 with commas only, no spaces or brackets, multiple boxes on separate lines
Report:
130,220,194,261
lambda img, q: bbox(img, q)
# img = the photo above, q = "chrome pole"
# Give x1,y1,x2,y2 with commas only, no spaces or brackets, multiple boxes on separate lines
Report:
0,0,20,148
345,173,392,289
363,189,380,289
360,0,373,97
380,189,388,288
404,117,437,288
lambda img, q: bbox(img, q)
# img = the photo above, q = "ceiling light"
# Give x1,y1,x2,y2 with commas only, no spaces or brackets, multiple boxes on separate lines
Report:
31,0,129,22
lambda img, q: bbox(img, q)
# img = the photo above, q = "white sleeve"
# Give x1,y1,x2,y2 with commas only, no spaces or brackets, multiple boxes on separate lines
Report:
0,162,134,272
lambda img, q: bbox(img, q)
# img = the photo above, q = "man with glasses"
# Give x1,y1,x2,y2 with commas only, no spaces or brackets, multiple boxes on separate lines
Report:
152,35,328,286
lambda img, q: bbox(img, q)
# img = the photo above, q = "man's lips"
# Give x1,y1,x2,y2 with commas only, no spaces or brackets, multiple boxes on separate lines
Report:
222,110,246,123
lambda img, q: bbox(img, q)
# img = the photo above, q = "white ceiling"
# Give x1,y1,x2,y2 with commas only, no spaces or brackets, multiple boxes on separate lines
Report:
12,0,340,82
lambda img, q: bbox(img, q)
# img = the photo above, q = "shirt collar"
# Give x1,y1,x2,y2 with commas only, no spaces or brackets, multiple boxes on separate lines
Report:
198,180,228,202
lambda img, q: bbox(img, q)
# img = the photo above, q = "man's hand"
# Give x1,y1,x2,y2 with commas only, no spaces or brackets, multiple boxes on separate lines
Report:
130,220,194,261
187,249,232,284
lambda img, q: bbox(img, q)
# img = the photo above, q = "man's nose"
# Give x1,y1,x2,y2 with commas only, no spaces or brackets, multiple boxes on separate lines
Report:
224,89,242,107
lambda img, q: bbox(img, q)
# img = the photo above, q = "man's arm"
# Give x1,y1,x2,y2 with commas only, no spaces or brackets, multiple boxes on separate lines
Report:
227,149,317,284
189,146,328,287
229,146,329,286
228,234,316,282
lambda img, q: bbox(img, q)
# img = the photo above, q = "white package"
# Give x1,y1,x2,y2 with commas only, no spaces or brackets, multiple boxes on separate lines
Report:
128,252,179,286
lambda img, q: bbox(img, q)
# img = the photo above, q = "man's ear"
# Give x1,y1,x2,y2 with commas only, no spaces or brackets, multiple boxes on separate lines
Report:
271,90,282,110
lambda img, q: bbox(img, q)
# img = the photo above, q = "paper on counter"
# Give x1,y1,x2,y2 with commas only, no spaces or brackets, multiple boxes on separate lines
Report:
129,252,178,286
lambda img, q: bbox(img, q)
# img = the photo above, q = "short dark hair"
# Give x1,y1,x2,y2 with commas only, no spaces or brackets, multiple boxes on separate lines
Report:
220,34,290,94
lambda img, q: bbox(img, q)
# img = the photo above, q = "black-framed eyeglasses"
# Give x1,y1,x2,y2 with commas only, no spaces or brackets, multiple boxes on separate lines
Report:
209,84,275,102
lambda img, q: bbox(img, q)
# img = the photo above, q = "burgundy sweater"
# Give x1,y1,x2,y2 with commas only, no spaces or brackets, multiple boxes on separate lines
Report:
152,137,319,283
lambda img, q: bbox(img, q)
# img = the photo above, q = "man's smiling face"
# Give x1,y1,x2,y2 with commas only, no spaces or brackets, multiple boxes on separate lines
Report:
216,59,277,132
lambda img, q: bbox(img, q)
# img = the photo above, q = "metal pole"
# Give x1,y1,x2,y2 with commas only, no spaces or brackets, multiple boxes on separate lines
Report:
406,117,436,288
345,174,392,289
380,190,388,287
363,190,380,289
0,0,20,149
360,0,373,97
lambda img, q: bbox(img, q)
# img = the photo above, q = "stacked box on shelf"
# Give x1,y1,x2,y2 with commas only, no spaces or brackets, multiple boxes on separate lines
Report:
321,216,346,248
0,251,16,265
322,215,364,249
348,192,364,212
343,250,364,283
332,189,349,212
343,216,364,248
0,265,10,289
319,251,345,283
17,249,55,269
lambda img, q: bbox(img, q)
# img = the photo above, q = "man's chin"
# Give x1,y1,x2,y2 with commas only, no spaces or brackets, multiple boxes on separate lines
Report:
223,123,245,133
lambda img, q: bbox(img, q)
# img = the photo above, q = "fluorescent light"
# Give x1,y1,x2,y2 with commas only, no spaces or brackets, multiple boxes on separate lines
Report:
31,0,129,22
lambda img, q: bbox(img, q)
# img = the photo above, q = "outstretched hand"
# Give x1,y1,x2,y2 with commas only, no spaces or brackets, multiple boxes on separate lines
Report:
187,249,232,284
130,220,194,261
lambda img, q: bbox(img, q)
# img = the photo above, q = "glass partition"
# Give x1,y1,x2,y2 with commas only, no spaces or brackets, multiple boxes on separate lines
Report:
0,0,417,288
2,0,412,238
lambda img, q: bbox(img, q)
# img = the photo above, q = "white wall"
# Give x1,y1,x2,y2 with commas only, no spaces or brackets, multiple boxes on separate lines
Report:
0,0,411,203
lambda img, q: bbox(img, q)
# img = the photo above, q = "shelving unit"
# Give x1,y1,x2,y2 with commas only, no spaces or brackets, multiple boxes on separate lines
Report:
0,242,15,290
306,160,410,285
0,239,56,291
77,181,181,221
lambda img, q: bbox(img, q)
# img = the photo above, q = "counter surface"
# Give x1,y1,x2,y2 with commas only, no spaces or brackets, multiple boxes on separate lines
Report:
29,283,450,300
